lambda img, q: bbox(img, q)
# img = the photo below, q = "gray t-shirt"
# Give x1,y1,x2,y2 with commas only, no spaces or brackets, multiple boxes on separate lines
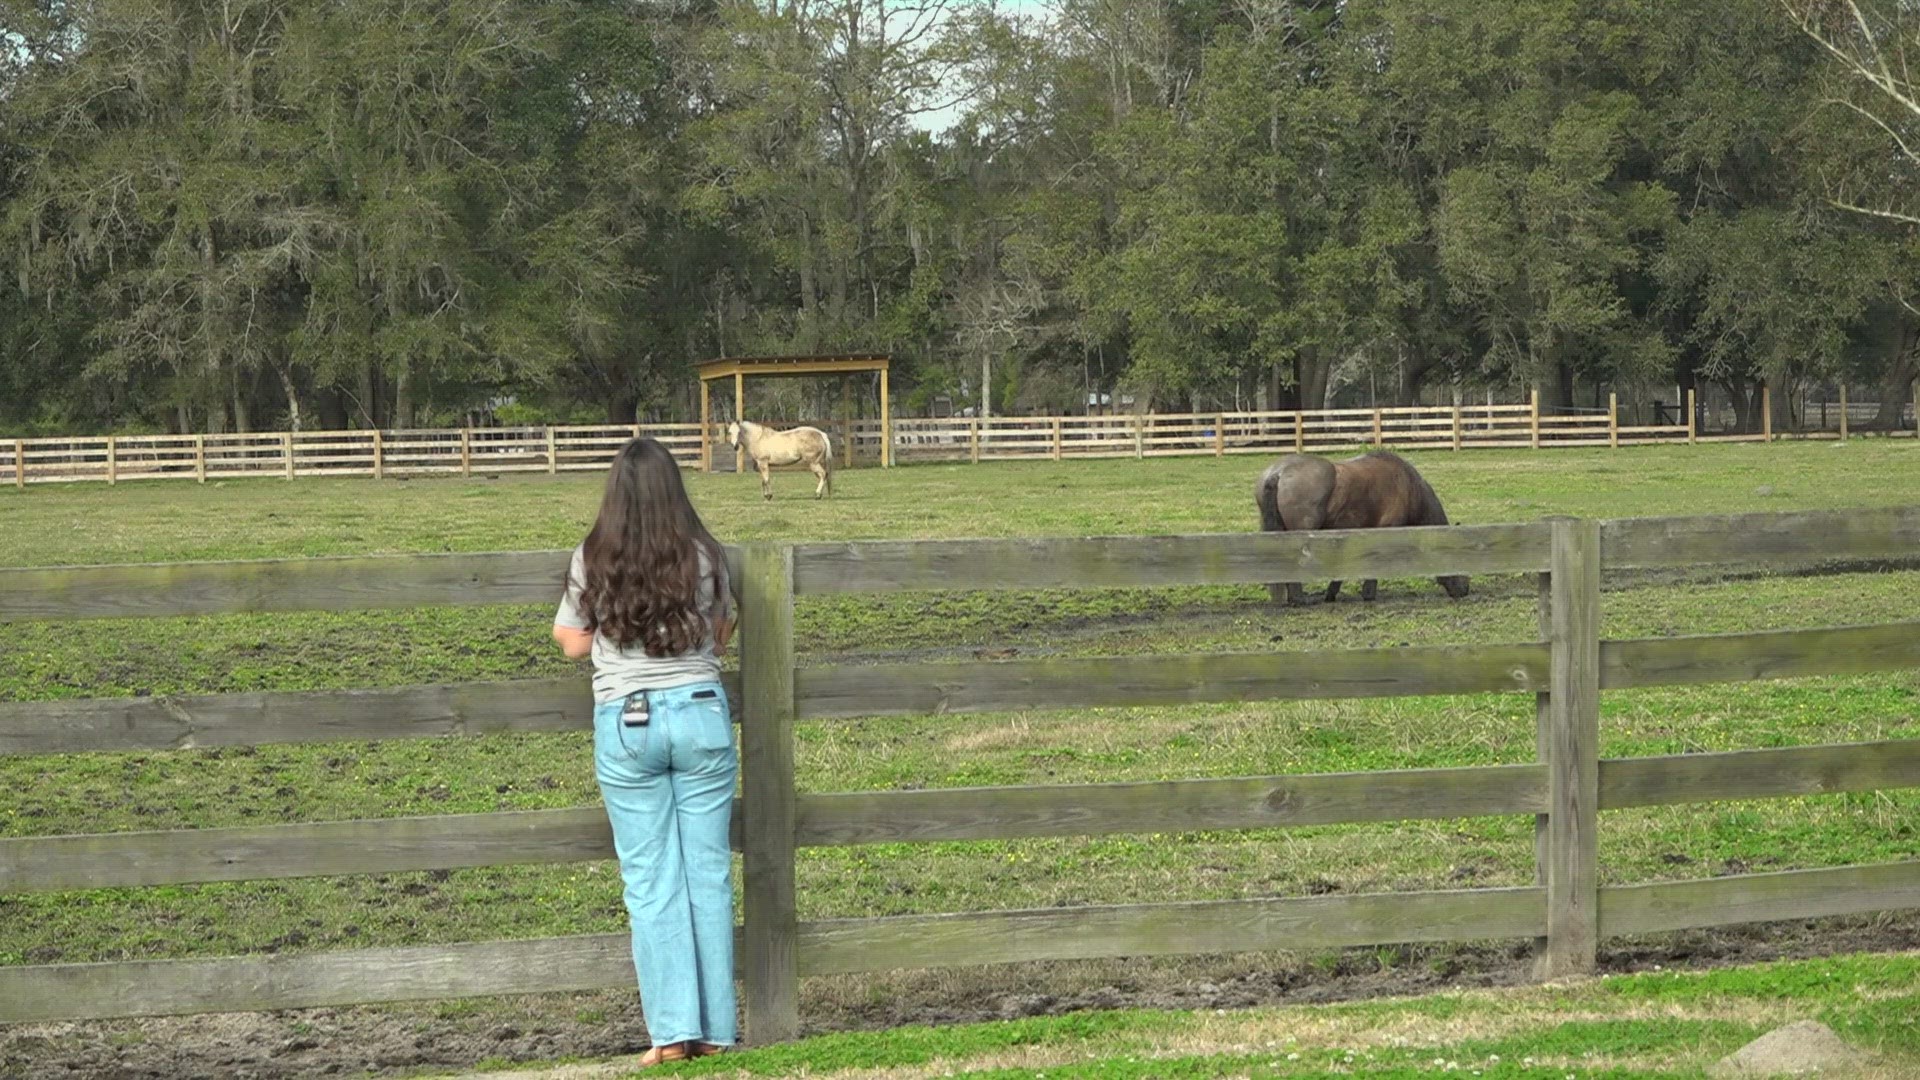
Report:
555,543,732,703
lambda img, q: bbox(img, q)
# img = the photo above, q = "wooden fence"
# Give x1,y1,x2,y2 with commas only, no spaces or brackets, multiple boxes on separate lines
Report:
3,508,1920,1041
8,385,1920,487
14,387,1875,487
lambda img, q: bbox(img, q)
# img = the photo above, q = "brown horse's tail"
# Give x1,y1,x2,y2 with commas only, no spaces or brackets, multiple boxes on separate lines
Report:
1255,466,1284,532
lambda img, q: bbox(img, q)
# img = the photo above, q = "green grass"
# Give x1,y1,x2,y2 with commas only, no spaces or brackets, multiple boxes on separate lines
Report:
536,950,1920,1078
0,441,1914,566
1,444,1918,1007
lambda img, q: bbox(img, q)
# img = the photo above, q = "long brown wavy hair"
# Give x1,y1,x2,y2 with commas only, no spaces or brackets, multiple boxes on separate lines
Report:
571,437,725,656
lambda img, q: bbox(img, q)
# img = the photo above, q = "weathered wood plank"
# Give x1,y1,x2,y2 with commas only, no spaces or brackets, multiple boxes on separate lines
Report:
0,934,653,1022
797,887,1547,975
1600,506,1920,569
790,523,1551,594
0,548,746,621
1600,740,1920,809
0,808,618,891
794,643,1548,719
1601,623,1920,688
0,678,587,754
740,544,800,1043
1531,569,1552,958
4,763,1549,891
797,764,1546,846
1543,518,1601,977
0,676,740,754
0,551,566,620
1599,861,1920,937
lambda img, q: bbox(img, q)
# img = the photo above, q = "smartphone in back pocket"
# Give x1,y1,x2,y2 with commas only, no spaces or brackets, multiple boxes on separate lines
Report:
620,692,650,727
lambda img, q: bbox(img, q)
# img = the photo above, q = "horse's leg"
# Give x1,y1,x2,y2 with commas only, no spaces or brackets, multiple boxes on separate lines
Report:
757,459,773,501
809,458,828,499
1268,581,1308,605
1268,496,1327,608
1360,579,1378,601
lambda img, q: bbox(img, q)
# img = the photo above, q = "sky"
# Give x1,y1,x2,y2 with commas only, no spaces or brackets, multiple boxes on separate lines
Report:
908,0,1054,133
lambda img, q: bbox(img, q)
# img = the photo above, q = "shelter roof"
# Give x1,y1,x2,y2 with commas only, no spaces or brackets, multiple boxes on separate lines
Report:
695,354,890,380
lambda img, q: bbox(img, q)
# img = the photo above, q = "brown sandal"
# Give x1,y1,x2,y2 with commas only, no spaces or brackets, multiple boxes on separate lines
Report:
690,1042,730,1057
637,1041,693,1067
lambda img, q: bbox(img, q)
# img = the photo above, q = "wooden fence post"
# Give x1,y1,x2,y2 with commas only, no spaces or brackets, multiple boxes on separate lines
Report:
1134,414,1145,459
1839,384,1849,441
1372,407,1383,448
1607,393,1618,449
546,427,558,474
1215,413,1226,457
194,435,206,484
1762,384,1773,443
1541,517,1601,978
1293,411,1305,453
13,439,25,489
1529,390,1541,449
1052,417,1064,461
106,436,117,485
1913,380,1919,441
1686,388,1697,444
970,419,981,464
372,430,385,480
1452,405,1463,451
740,543,799,1044
461,429,473,477
283,433,294,480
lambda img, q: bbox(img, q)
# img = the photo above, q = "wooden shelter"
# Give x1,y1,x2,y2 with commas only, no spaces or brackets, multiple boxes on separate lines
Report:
696,354,893,471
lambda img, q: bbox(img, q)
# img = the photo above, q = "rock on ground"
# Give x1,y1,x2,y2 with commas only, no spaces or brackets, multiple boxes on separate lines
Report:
1710,1020,1867,1077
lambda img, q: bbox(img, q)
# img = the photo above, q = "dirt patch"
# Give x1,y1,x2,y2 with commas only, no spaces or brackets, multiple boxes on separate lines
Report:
6,914,1917,1079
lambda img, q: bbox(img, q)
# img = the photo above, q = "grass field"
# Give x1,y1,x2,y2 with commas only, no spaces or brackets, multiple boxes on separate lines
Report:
542,951,1920,1078
3,441,1919,1078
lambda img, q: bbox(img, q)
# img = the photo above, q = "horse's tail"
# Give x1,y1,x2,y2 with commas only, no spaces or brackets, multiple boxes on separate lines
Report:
1255,465,1284,532
820,432,834,496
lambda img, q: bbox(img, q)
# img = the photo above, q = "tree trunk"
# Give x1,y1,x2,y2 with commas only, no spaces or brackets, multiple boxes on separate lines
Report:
606,383,640,425
277,366,303,433
393,365,413,430
1553,357,1576,410
1722,378,1755,435
1870,321,1920,430
357,361,380,428
232,371,252,434
317,387,349,431
1295,350,1332,412
1396,349,1446,406
1770,380,1795,434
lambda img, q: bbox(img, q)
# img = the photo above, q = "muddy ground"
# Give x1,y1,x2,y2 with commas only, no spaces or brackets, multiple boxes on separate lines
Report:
5,915,1918,1079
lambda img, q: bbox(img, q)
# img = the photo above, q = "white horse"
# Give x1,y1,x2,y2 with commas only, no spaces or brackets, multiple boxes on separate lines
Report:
727,420,834,500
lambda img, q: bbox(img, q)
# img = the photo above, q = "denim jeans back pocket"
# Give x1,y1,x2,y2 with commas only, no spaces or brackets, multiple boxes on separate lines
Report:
592,699,643,764
684,688,734,752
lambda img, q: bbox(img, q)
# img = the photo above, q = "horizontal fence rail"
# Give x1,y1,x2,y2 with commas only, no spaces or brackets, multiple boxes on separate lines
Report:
9,856,1918,1023
4,508,1920,1031
10,739,1919,894
7,505,1912,623
791,523,1551,594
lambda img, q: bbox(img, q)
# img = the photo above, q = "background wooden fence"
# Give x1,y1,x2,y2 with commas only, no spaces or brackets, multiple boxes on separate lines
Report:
3,508,1920,1040
19,387,1919,487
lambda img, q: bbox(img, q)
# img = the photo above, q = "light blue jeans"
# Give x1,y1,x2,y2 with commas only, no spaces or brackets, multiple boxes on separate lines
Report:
592,680,738,1048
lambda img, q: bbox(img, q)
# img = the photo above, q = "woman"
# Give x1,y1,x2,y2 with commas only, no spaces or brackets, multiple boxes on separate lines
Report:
553,437,737,1066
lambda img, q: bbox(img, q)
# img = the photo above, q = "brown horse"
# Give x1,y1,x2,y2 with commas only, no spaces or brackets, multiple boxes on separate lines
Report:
1254,451,1469,605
